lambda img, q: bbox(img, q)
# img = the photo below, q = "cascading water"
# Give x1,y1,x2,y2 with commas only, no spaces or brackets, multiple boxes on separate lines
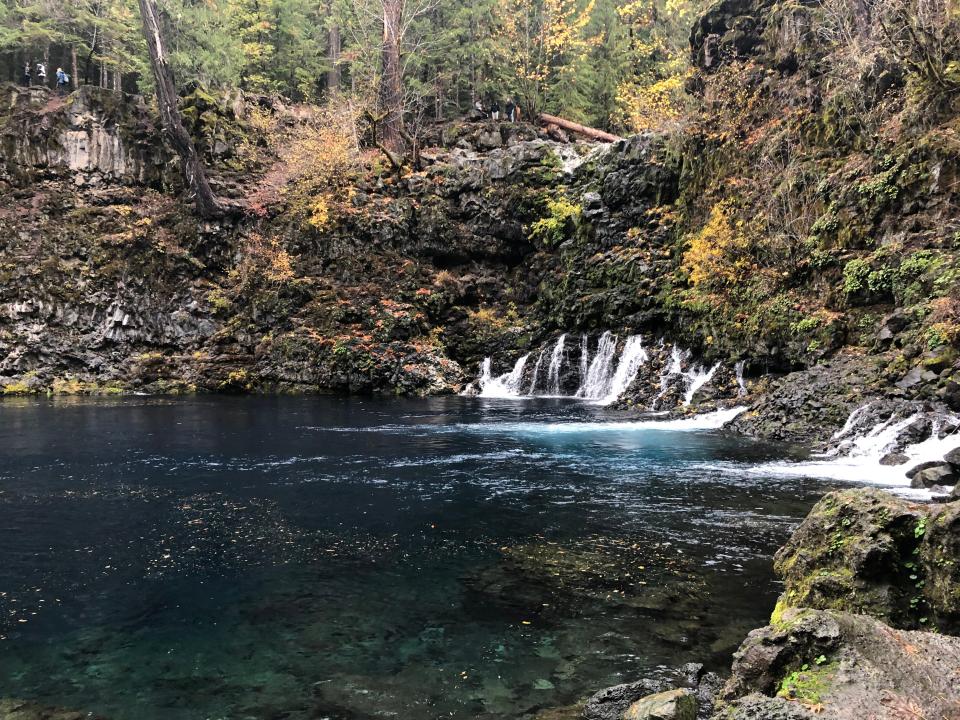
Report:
575,332,618,400
547,334,567,396
477,354,530,398
579,334,590,385
527,348,547,396
735,361,747,397
750,402,960,494
683,362,721,406
469,332,725,408
601,335,649,405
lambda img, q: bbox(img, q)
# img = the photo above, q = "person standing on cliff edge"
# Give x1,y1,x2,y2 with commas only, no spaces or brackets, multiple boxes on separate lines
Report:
56,68,68,95
36,62,46,86
22,63,31,87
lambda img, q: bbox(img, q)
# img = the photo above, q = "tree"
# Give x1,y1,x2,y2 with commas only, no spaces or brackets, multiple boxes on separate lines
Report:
379,0,404,154
496,0,596,119
137,0,223,218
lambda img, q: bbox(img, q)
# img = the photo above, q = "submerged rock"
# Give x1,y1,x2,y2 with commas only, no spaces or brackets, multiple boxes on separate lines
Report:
772,489,960,634
0,698,107,720
715,608,960,720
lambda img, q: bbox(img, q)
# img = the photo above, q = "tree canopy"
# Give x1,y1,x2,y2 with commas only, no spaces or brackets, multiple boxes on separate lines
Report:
0,0,705,132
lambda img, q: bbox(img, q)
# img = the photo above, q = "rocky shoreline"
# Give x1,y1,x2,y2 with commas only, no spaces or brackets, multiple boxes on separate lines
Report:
543,488,960,720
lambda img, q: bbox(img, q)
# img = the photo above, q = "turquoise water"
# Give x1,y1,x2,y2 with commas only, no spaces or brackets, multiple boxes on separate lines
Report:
0,397,831,719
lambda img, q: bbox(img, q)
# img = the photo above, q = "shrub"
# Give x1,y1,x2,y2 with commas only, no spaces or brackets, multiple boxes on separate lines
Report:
842,259,871,295
683,200,754,287
530,198,582,247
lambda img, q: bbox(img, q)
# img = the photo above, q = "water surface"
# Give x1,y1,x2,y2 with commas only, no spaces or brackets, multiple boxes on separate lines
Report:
0,396,833,719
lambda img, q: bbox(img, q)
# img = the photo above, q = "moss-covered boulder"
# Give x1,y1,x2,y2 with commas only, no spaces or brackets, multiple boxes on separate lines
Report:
772,489,960,634
714,608,960,719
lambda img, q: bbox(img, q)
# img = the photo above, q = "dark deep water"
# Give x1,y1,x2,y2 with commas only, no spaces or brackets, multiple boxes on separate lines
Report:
0,396,834,719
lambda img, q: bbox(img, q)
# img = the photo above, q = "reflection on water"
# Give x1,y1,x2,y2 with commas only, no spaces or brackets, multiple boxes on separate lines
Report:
0,396,831,719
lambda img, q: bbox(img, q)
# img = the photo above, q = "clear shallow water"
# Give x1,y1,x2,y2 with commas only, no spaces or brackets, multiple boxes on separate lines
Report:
0,396,835,719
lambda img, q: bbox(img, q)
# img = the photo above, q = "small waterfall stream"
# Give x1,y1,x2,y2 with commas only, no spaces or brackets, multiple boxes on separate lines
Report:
575,332,619,400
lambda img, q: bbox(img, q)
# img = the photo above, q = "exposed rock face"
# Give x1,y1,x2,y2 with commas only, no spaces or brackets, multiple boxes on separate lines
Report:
715,608,960,720
1,84,169,186
772,490,960,634
726,352,891,444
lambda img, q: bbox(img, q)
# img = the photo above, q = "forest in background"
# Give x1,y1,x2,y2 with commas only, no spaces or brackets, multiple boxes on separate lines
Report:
0,0,704,133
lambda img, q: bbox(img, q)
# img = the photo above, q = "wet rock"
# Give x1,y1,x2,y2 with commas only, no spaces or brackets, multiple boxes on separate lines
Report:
910,463,956,489
584,679,672,720
727,353,890,444
0,698,107,719
878,452,907,466
906,460,944,478
772,489,960,633
945,446,960,470
623,688,696,720
715,608,960,720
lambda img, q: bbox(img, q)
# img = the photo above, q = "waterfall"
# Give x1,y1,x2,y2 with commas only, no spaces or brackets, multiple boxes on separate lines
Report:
478,354,530,398
683,363,720,406
527,348,547,396
601,336,648,405
575,332,618,399
735,361,747,397
467,332,722,408
579,334,590,384
547,334,567,395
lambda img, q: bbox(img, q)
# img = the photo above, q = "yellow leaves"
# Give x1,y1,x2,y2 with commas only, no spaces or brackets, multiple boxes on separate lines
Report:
682,200,754,288
616,74,686,132
307,195,331,231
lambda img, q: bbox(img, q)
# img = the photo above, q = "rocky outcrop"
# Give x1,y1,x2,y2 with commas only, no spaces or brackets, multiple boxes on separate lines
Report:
771,490,960,634
0,84,169,187
714,608,960,719
582,665,720,720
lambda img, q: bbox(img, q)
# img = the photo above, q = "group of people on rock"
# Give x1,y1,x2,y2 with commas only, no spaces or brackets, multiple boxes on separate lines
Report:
474,97,521,123
21,62,71,95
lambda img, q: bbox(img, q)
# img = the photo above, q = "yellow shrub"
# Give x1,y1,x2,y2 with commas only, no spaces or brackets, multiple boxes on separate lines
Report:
682,201,753,287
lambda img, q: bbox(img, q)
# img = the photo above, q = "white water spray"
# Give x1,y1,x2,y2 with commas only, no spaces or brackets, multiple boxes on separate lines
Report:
752,404,960,493
576,332,619,400
601,336,649,405
683,363,721,406
478,354,530,398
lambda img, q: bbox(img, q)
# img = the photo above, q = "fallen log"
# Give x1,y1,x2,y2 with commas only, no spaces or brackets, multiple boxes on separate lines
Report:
538,113,621,143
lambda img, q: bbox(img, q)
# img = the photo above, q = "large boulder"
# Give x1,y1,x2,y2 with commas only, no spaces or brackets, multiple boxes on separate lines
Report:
715,608,960,719
772,489,960,633
910,463,956,488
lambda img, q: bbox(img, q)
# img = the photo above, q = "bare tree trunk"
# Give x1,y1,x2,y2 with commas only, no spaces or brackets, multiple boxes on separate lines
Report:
137,0,223,218
113,64,121,92
71,47,79,90
327,24,341,93
379,0,405,156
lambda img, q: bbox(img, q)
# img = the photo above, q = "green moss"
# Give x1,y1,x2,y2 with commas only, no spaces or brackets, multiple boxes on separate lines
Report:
778,661,838,706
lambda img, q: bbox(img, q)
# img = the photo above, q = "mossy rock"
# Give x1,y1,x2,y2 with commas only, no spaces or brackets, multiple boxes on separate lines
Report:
773,489,960,633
